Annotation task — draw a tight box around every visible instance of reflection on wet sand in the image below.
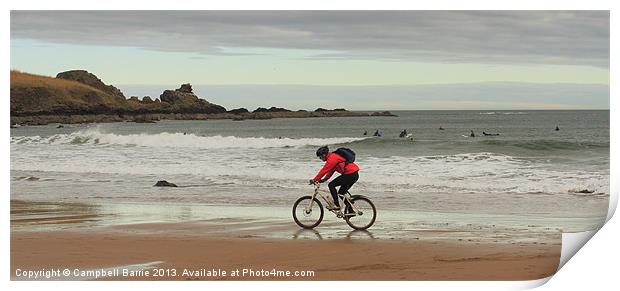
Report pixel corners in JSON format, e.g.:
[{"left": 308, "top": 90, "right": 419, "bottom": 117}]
[
  {"left": 291, "top": 229, "right": 377, "bottom": 240},
  {"left": 11, "top": 200, "right": 103, "bottom": 228},
  {"left": 292, "top": 228, "right": 323, "bottom": 240},
  {"left": 10, "top": 200, "right": 561, "bottom": 245},
  {"left": 346, "top": 230, "right": 376, "bottom": 240}
]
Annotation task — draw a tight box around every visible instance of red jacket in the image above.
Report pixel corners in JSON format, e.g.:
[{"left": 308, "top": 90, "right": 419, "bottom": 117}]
[{"left": 313, "top": 152, "right": 359, "bottom": 182}]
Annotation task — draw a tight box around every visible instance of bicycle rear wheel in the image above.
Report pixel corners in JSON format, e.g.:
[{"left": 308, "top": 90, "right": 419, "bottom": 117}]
[
  {"left": 345, "top": 196, "right": 376, "bottom": 230},
  {"left": 292, "top": 196, "right": 324, "bottom": 229}
]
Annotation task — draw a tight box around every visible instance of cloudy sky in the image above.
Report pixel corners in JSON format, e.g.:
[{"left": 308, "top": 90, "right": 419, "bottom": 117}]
[{"left": 10, "top": 11, "right": 609, "bottom": 110}]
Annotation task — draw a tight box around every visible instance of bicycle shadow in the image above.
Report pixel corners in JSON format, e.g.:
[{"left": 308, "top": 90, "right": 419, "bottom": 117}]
[
  {"left": 345, "top": 229, "right": 376, "bottom": 240},
  {"left": 292, "top": 228, "right": 324, "bottom": 240},
  {"left": 291, "top": 228, "right": 376, "bottom": 240}
]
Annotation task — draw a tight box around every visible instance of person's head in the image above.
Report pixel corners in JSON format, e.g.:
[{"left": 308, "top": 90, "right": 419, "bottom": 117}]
[{"left": 316, "top": 146, "right": 329, "bottom": 161}]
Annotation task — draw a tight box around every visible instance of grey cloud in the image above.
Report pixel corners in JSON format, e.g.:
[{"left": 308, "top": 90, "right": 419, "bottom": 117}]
[{"left": 11, "top": 11, "right": 609, "bottom": 67}]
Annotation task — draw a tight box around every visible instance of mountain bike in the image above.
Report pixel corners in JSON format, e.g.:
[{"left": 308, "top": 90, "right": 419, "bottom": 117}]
[{"left": 292, "top": 182, "right": 376, "bottom": 230}]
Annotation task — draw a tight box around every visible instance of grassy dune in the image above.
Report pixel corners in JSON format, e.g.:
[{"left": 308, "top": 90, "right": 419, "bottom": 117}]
[
  {"left": 11, "top": 70, "right": 107, "bottom": 93},
  {"left": 10, "top": 70, "right": 126, "bottom": 116}
]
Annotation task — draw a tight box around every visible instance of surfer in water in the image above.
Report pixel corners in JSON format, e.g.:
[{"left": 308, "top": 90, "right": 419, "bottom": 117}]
[
  {"left": 470, "top": 130, "right": 475, "bottom": 137},
  {"left": 555, "top": 125, "right": 560, "bottom": 131},
  {"left": 483, "top": 131, "right": 500, "bottom": 136},
  {"left": 439, "top": 126, "right": 444, "bottom": 130}
]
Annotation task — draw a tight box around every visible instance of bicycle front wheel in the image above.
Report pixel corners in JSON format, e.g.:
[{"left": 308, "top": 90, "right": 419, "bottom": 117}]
[
  {"left": 292, "top": 196, "right": 324, "bottom": 229},
  {"left": 345, "top": 196, "right": 377, "bottom": 230}
]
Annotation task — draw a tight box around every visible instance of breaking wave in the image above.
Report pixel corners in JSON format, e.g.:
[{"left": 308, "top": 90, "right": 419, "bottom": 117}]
[{"left": 10, "top": 129, "right": 369, "bottom": 149}]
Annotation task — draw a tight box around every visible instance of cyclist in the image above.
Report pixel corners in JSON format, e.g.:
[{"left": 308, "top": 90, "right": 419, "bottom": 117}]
[{"left": 309, "top": 146, "right": 359, "bottom": 214}]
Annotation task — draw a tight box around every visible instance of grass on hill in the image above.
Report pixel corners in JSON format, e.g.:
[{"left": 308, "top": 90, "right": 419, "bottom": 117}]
[{"left": 10, "top": 70, "right": 108, "bottom": 95}]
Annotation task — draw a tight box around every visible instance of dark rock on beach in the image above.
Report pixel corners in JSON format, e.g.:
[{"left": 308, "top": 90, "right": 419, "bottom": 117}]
[
  {"left": 572, "top": 189, "right": 595, "bottom": 194},
  {"left": 154, "top": 180, "right": 178, "bottom": 187}
]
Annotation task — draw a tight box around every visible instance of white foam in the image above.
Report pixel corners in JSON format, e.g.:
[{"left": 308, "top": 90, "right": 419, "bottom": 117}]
[
  {"left": 10, "top": 129, "right": 369, "bottom": 149},
  {"left": 10, "top": 142, "right": 610, "bottom": 196}
]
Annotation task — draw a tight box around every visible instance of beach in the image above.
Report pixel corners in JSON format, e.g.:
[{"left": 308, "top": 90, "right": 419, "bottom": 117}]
[{"left": 11, "top": 201, "right": 560, "bottom": 281}]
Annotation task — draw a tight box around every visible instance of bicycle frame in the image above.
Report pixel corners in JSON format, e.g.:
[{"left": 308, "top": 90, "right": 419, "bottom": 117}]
[{"left": 307, "top": 183, "right": 359, "bottom": 217}]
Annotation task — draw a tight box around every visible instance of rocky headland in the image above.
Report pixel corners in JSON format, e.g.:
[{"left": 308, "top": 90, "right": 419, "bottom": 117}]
[{"left": 10, "top": 70, "right": 394, "bottom": 125}]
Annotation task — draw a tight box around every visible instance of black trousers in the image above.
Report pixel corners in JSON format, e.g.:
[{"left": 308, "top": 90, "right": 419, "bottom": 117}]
[{"left": 328, "top": 171, "right": 359, "bottom": 207}]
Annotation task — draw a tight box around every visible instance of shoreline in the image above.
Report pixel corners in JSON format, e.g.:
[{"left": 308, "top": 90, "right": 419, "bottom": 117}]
[
  {"left": 9, "top": 199, "right": 571, "bottom": 241},
  {"left": 10, "top": 110, "right": 395, "bottom": 126}
]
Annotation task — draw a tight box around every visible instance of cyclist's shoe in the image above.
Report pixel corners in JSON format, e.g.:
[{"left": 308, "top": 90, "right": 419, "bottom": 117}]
[
  {"left": 326, "top": 205, "right": 344, "bottom": 217},
  {"left": 326, "top": 204, "right": 341, "bottom": 211}
]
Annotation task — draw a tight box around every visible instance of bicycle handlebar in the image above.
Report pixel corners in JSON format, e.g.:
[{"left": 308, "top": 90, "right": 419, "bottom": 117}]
[{"left": 309, "top": 181, "right": 321, "bottom": 188}]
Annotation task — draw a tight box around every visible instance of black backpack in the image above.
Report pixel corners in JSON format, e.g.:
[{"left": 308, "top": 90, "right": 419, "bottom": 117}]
[{"left": 334, "top": 147, "right": 356, "bottom": 164}]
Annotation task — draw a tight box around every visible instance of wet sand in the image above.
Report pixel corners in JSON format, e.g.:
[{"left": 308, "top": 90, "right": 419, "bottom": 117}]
[{"left": 10, "top": 200, "right": 561, "bottom": 280}]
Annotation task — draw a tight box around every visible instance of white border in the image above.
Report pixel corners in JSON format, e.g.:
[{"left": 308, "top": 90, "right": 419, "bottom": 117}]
[{"left": 3, "top": 1, "right": 617, "bottom": 291}]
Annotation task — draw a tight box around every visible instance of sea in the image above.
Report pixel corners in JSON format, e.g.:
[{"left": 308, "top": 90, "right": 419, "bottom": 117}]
[{"left": 10, "top": 110, "right": 610, "bottom": 241}]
